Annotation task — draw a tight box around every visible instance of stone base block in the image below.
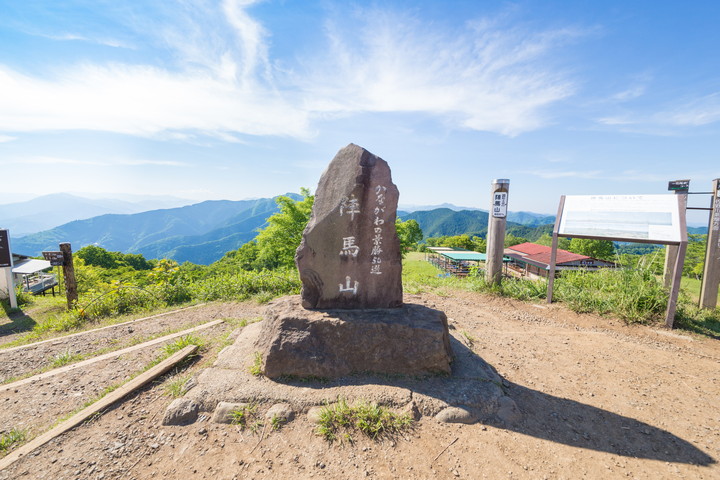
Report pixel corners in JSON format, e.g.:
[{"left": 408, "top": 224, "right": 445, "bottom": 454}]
[{"left": 254, "top": 296, "right": 453, "bottom": 378}]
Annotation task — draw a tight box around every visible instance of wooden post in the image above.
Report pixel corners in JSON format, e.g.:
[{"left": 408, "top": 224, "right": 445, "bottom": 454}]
[
  {"left": 663, "top": 244, "right": 678, "bottom": 288},
  {"left": 663, "top": 189, "right": 687, "bottom": 288},
  {"left": 485, "top": 179, "right": 509, "bottom": 285},
  {"left": 546, "top": 196, "right": 566, "bottom": 304},
  {"left": 60, "top": 242, "right": 78, "bottom": 309},
  {"left": 665, "top": 194, "right": 688, "bottom": 328},
  {"left": 700, "top": 178, "right": 720, "bottom": 309}
]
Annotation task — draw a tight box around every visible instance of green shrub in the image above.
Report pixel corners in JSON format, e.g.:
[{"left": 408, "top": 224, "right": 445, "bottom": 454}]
[
  {"left": 0, "top": 428, "right": 26, "bottom": 453},
  {"left": 554, "top": 267, "right": 667, "bottom": 323},
  {"left": 316, "top": 399, "right": 413, "bottom": 442}
]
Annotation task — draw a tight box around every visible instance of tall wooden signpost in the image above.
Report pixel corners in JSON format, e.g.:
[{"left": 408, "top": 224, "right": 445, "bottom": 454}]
[
  {"left": 547, "top": 194, "right": 687, "bottom": 328},
  {"left": 663, "top": 180, "right": 689, "bottom": 288},
  {"left": 486, "top": 179, "right": 509, "bottom": 285},
  {"left": 700, "top": 178, "right": 720, "bottom": 309},
  {"left": 59, "top": 242, "right": 78, "bottom": 309}
]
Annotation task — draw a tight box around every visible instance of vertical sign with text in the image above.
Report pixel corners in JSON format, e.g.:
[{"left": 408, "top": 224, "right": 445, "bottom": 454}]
[
  {"left": 492, "top": 192, "right": 508, "bottom": 218},
  {"left": 0, "top": 230, "right": 11, "bottom": 268}
]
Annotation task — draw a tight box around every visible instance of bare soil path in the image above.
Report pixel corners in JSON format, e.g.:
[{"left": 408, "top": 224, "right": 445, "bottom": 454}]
[{"left": 0, "top": 292, "right": 718, "bottom": 480}]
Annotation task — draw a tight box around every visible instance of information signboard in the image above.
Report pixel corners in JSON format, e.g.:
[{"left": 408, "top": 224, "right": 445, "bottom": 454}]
[
  {"left": 42, "top": 251, "right": 65, "bottom": 267},
  {"left": 558, "top": 194, "right": 683, "bottom": 244},
  {"left": 0, "top": 230, "right": 11, "bottom": 268}
]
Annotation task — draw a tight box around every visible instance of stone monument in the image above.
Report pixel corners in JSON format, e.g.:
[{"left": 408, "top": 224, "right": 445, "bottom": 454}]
[
  {"left": 256, "top": 144, "right": 453, "bottom": 378},
  {"left": 162, "top": 144, "right": 517, "bottom": 429},
  {"left": 296, "top": 143, "right": 403, "bottom": 309}
]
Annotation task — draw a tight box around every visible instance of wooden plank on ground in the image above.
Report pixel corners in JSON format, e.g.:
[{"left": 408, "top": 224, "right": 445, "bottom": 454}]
[
  {"left": 0, "top": 304, "right": 206, "bottom": 354},
  {"left": 0, "top": 344, "right": 198, "bottom": 472},
  {"left": 0, "top": 319, "right": 223, "bottom": 393}
]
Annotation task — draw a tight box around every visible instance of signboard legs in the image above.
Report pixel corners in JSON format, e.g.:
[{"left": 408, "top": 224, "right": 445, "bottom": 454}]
[
  {"left": 700, "top": 179, "right": 720, "bottom": 309},
  {"left": 2, "top": 268, "right": 16, "bottom": 309}
]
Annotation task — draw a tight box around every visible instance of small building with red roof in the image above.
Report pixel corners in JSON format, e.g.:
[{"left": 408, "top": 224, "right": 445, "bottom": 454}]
[{"left": 505, "top": 242, "right": 616, "bottom": 279}]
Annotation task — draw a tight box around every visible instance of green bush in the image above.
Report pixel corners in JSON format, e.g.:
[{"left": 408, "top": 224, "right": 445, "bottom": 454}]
[
  {"left": 191, "top": 270, "right": 300, "bottom": 302},
  {"left": 553, "top": 267, "right": 667, "bottom": 323}
]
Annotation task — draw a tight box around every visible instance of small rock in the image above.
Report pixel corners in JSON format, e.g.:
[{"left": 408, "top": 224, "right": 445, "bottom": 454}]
[
  {"left": 435, "top": 406, "right": 478, "bottom": 424},
  {"left": 265, "top": 403, "right": 294, "bottom": 424},
  {"left": 161, "top": 398, "right": 199, "bottom": 426},
  {"left": 496, "top": 396, "right": 522, "bottom": 424},
  {"left": 181, "top": 377, "right": 198, "bottom": 394},
  {"left": 401, "top": 401, "right": 421, "bottom": 421},
  {"left": 306, "top": 406, "right": 324, "bottom": 424},
  {"left": 211, "top": 402, "right": 248, "bottom": 424}
]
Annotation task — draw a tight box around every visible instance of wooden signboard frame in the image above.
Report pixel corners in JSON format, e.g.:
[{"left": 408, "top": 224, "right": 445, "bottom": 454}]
[{"left": 546, "top": 194, "right": 688, "bottom": 328}]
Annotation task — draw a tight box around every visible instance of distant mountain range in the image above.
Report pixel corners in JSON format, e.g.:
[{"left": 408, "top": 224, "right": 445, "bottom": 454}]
[
  {"left": 7, "top": 194, "right": 709, "bottom": 265},
  {"left": 10, "top": 195, "right": 298, "bottom": 265},
  {"left": 398, "top": 208, "right": 554, "bottom": 242},
  {"left": 0, "top": 193, "right": 194, "bottom": 236}
]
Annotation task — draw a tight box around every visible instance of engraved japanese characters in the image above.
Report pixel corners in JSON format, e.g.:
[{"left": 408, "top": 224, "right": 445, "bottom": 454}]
[{"left": 295, "top": 144, "right": 403, "bottom": 309}]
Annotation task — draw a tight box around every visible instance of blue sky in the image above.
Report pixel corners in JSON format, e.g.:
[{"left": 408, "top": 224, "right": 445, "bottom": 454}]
[{"left": 0, "top": 0, "right": 718, "bottom": 222}]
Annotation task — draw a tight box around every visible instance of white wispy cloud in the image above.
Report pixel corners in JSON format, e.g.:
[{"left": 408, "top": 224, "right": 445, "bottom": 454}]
[
  {"left": 5, "top": 155, "right": 186, "bottom": 167},
  {"left": 598, "top": 92, "right": 720, "bottom": 133},
  {"left": 522, "top": 169, "right": 603, "bottom": 180},
  {"left": 0, "top": 135, "right": 16, "bottom": 143},
  {"left": 297, "top": 8, "right": 579, "bottom": 136},
  {"left": 37, "top": 32, "right": 133, "bottom": 49},
  {"left": 0, "top": 2, "right": 580, "bottom": 140}
]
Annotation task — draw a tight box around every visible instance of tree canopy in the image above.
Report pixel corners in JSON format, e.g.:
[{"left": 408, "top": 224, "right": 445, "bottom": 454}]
[
  {"left": 395, "top": 219, "right": 423, "bottom": 255},
  {"left": 567, "top": 238, "right": 615, "bottom": 260},
  {"left": 254, "top": 189, "right": 314, "bottom": 269}
]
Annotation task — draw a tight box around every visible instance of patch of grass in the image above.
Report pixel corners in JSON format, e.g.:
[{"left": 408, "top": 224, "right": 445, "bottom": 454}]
[
  {"left": 316, "top": 398, "right": 413, "bottom": 442},
  {"left": 162, "top": 334, "right": 204, "bottom": 356},
  {"left": 230, "top": 403, "right": 259, "bottom": 429},
  {"left": 554, "top": 268, "right": 667, "bottom": 323},
  {"left": 164, "top": 374, "right": 192, "bottom": 398},
  {"left": 249, "top": 351, "right": 263, "bottom": 376},
  {"left": 460, "top": 330, "right": 476, "bottom": 349},
  {"left": 674, "top": 301, "right": 720, "bottom": 338},
  {"left": 51, "top": 350, "right": 84, "bottom": 368},
  {"left": 270, "top": 414, "right": 285, "bottom": 430},
  {"left": 0, "top": 428, "right": 26, "bottom": 454}
]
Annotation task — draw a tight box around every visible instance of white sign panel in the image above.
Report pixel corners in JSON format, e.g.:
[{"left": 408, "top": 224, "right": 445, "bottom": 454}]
[
  {"left": 492, "top": 192, "right": 508, "bottom": 218},
  {"left": 558, "top": 194, "right": 682, "bottom": 243}
]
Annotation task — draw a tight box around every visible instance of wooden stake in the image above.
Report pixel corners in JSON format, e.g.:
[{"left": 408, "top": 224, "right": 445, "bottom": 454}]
[
  {"left": 0, "top": 344, "right": 198, "bottom": 472},
  {"left": 59, "top": 242, "right": 78, "bottom": 309}
]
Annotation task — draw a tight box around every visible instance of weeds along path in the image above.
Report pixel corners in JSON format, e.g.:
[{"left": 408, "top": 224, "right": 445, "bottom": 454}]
[{"left": 0, "top": 303, "right": 264, "bottom": 383}]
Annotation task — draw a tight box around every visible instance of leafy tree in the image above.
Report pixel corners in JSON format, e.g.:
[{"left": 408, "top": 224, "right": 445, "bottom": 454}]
[
  {"left": 76, "top": 245, "right": 116, "bottom": 269},
  {"left": 76, "top": 245, "right": 152, "bottom": 271},
  {"left": 395, "top": 219, "right": 423, "bottom": 255},
  {"left": 568, "top": 238, "right": 615, "bottom": 260},
  {"left": 471, "top": 236, "right": 486, "bottom": 253},
  {"left": 504, "top": 233, "right": 528, "bottom": 248},
  {"left": 424, "top": 234, "right": 485, "bottom": 252},
  {"left": 255, "top": 189, "right": 314, "bottom": 269},
  {"left": 683, "top": 234, "right": 707, "bottom": 278},
  {"left": 535, "top": 233, "right": 570, "bottom": 250}
]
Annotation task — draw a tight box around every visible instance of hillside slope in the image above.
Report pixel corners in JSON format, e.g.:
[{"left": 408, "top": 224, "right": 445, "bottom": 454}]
[{"left": 11, "top": 196, "right": 296, "bottom": 264}]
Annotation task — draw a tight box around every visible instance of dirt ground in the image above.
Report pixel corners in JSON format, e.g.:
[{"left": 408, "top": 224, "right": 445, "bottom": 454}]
[{"left": 0, "top": 291, "right": 718, "bottom": 480}]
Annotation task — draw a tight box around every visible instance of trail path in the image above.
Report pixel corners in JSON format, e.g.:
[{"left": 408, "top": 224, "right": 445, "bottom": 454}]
[{"left": 0, "top": 293, "right": 717, "bottom": 480}]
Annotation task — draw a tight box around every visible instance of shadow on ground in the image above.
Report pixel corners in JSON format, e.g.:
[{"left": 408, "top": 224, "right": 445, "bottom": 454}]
[
  {"left": 275, "top": 334, "right": 716, "bottom": 467},
  {"left": 0, "top": 302, "right": 36, "bottom": 337},
  {"left": 484, "top": 378, "right": 716, "bottom": 466}
]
